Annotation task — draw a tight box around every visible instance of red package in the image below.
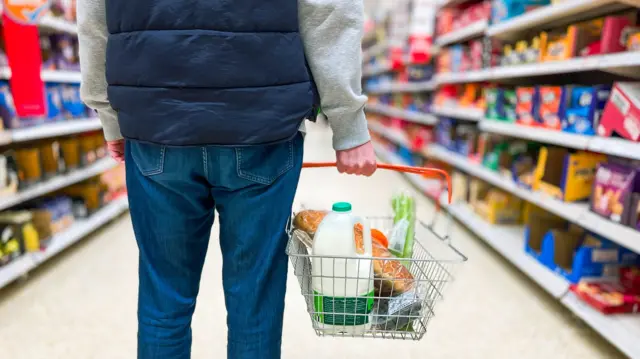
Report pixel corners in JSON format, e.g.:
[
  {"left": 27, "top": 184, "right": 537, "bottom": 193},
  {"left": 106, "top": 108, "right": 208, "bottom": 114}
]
[
  {"left": 621, "top": 267, "right": 640, "bottom": 295},
  {"left": 571, "top": 281, "right": 640, "bottom": 315}
]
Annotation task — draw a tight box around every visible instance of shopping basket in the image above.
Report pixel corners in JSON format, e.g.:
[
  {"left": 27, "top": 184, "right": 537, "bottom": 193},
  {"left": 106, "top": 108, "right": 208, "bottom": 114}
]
[{"left": 286, "top": 162, "right": 467, "bottom": 340}]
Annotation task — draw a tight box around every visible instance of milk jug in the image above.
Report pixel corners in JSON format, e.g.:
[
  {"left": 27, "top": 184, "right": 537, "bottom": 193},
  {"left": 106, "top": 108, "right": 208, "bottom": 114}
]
[{"left": 311, "top": 202, "right": 374, "bottom": 335}]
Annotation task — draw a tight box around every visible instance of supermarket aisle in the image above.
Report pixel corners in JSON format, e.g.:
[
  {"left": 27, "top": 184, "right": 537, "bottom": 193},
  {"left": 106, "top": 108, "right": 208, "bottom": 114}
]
[{"left": 0, "top": 123, "right": 623, "bottom": 359}]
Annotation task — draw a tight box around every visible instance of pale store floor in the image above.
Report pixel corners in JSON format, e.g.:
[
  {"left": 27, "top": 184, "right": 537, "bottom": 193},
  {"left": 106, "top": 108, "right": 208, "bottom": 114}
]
[{"left": 0, "top": 123, "right": 623, "bottom": 359}]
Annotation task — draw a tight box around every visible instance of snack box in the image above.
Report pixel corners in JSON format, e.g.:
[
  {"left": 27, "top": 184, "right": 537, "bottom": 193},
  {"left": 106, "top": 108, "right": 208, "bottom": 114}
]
[
  {"left": 0, "top": 211, "right": 39, "bottom": 265},
  {"left": 533, "top": 147, "right": 606, "bottom": 202},
  {"left": 60, "top": 84, "right": 86, "bottom": 118},
  {"left": 485, "top": 88, "right": 516, "bottom": 122},
  {"left": 45, "top": 83, "right": 63, "bottom": 122},
  {"left": 538, "top": 86, "right": 568, "bottom": 130},
  {"left": 621, "top": 267, "right": 640, "bottom": 295},
  {"left": 571, "top": 280, "right": 640, "bottom": 314},
  {"left": 580, "top": 14, "right": 634, "bottom": 56},
  {"left": 598, "top": 82, "right": 640, "bottom": 142},
  {"left": 562, "top": 85, "right": 611, "bottom": 135},
  {"left": 516, "top": 87, "right": 540, "bottom": 126},
  {"left": 31, "top": 196, "right": 75, "bottom": 237},
  {"left": 590, "top": 162, "right": 640, "bottom": 225}
]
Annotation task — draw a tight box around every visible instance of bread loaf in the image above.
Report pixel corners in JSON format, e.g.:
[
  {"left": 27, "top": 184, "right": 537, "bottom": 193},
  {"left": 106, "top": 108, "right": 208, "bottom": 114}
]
[{"left": 293, "top": 210, "right": 327, "bottom": 237}]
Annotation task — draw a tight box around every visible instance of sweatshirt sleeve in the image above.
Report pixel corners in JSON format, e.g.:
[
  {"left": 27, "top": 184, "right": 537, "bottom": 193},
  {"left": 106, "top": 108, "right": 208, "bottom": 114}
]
[
  {"left": 77, "top": 0, "right": 123, "bottom": 141},
  {"left": 298, "top": 0, "right": 371, "bottom": 151}
]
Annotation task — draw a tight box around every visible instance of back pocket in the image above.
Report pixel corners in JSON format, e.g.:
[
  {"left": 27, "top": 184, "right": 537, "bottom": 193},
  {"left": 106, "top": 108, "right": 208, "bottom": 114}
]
[
  {"left": 129, "top": 141, "right": 166, "bottom": 176},
  {"left": 236, "top": 139, "right": 294, "bottom": 185}
]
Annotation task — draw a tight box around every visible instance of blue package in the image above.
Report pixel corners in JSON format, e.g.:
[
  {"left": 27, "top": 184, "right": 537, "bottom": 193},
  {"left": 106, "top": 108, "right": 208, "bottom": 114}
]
[
  {"left": 61, "top": 84, "right": 86, "bottom": 118},
  {"left": 491, "top": 0, "right": 551, "bottom": 24},
  {"left": 0, "top": 81, "right": 18, "bottom": 129},
  {"left": 45, "top": 83, "right": 63, "bottom": 122},
  {"left": 562, "top": 85, "right": 611, "bottom": 135}
]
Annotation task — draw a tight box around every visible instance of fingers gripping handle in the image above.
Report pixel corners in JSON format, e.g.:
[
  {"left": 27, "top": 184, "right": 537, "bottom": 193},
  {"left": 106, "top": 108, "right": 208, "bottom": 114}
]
[{"left": 302, "top": 162, "right": 452, "bottom": 205}]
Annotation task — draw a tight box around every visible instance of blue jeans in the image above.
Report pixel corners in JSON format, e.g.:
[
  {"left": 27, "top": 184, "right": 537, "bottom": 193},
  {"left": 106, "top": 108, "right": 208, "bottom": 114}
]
[{"left": 125, "top": 134, "right": 304, "bottom": 359}]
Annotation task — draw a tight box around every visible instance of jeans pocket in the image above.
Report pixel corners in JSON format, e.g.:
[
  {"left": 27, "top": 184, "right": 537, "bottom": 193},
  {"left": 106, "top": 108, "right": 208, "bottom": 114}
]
[
  {"left": 128, "top": 141, "right": 166, "bottom": 176},
  {"left": 236, "top": 138, "right": 294, "bottom": 185}
]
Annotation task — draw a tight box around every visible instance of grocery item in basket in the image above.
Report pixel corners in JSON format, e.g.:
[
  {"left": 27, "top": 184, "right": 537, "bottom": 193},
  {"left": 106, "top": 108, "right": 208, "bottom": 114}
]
[
  {"left": 355, "top": 225, "right": 414, "bottom": 297},
  {"left": 390, "top": 192, "right": 416, "bottom": 259},
  {"left": 371, "top": 287, "right": 422, "bottom": 332},
  {"left": 311, "top": 202, "right": 374, "bottom": 334},
  {"left": 293, "top": 210, "right": 327, "bottom": 238}
]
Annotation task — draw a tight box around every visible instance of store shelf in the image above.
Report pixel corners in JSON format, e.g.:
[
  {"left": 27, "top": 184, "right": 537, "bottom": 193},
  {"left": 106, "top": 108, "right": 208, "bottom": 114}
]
[
  {"left": 436, "top": 20, "right": 489, "bottom": 46},
  {"left": 479, "top": 121, "right": 640, "bottom": 161},
  {"left": 363, "top": 41, "right": 388, "bottom": 64},
  {"left": 367, "top": 80, "right": 436, "bottom": 94},
  {"left": 363, "top": 62, "right": 392, "bottom": 77},
  {"left": 0, "top": 158, "right": 118, "bottom": 212},
  {"left": 479, "top": 121, "right": 592, "bottom": 149},
  {"left": 0, "top": 119, "right": 102, "bottom": 146},
  {"left": 432, "top": 106, "right": 484, "bottom": 121},
  {"left": 434, "top": 69, "right": 492, "bottom": 84},
  {"left": 366, "top": 104, "right": 438, "bottom": 125},
  {"left": 486, "top": 0, "right": 628, "bottom": 40},
  {"left": 369, "top": 121, "right": 411, "bottom": 147},
  {"left": 38, "top": 16, "right": 78, "bottom": 34},
  {"left": 32, "top": 196, "right": 129, "bottom": 263},
  {"left": 0, "top": 68, "right": 81, "bottom": 83},
  {"left": 562, "top": 292, "right": 640, "bottom": 359},
  {"left": 0, "top": 196, "right": 129, "bottom": 290},
  {"left": 425, "top": 144, "right": 640, "bottom": 254},
  {"left": 447, "top": 203, "right": 570, "bottom": 298}
]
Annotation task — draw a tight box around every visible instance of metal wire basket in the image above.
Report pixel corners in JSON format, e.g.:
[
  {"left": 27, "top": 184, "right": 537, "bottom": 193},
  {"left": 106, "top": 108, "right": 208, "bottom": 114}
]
[{"left": 286, "top": 163, "right": 467, "bottom": 340}]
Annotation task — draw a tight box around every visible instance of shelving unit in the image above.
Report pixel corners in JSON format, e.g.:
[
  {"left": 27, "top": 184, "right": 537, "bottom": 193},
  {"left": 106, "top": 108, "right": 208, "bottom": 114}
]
[
  {"left": 0, "top": 67, "right": 82, "bottom": 84},
  {"left": 435, "top": 19, "right": 488, "bottom": 46},
  {"left": 432, "top": 106, "right": 484, "bottom": 121},
  {"left": 367, "top": 80, "right": 436, "bottom": 94},
  {"left": 367, "top": 103, "right": 438, "bottom": 125},
  {"left": 0, "top": 118, "right": 102, "bottom": 145},
  {"left": 0, "top": 158, "right": 118, "bottom": 212},
  {"left": 0, "top": 196, "right": 129, "bottom": 290}
]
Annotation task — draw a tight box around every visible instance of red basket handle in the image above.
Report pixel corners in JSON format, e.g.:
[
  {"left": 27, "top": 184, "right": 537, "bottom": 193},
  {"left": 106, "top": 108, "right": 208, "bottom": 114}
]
[{"left": 302, "top": 162, "right": 452, "bottom": 206}]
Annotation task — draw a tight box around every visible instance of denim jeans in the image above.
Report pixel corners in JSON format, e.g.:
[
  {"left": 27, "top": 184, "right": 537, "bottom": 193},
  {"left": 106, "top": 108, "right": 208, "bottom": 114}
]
[{"left": 125, "top": 133, "right": 304, "bottom": 359}]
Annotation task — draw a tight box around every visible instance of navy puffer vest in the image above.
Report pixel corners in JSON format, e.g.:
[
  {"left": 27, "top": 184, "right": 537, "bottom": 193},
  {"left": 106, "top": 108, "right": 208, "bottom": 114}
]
[{"left": 105, "top": 0, "right": 318, "bottom": 146}]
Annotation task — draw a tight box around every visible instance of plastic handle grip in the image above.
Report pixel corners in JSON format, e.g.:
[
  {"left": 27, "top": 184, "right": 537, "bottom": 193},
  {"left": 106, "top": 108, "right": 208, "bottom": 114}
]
[{"left": 302, "top": 162, "right": 452, "bottom": 205}]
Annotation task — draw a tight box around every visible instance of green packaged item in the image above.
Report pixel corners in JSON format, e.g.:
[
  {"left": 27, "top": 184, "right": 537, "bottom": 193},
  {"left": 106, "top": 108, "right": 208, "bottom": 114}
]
[{"left": 389, "top": 192, "right": 416, "bottom": 259}]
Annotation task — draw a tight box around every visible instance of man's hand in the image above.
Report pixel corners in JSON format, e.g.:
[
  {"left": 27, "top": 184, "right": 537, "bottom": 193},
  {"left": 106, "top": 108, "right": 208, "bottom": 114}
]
[
  {"left": 107, "top": 140, "right": 125, "bottom": 163},
  {"left": 336, "top": 141, "right": 377, "bottom": 176}
]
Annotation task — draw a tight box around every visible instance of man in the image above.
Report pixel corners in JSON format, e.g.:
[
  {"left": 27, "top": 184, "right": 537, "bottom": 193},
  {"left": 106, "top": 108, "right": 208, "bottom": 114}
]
[{"left": 77, "top": 0, "right": 376, "bottom": 358}]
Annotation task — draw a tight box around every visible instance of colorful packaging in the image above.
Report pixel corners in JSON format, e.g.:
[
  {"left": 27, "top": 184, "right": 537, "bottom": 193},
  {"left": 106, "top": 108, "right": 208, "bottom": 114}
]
[
  {"left": 538, "top": 86, "right": 568, "bottom": 130},
  {"left": 0, "top": 81, "right": 18, "bottom": 129},
  {"left": 598, "top": 82, "right": 640, "bottom": 142},
  {"left": 572, "top": 280, "right": 640, "bottom": 314},
  {"left": 516, "top": 87, "right": 539, "bottom": 126},
  {"left": 591, "top": 162, "right": 640, "bottom": 225},
  {"left": 563, "top": 86, "right": 611, "bottom": 135},
  {"left": 491, "top": 0, "right": 551, "bottom": 24},
  {"left": 45, "top": 84, "right": 63, "bottom": 122},
  {"left": 390, "top": 192, "right": 416, "bottom": 259},
  {"left": 60, "top": 84, "right": 86, "bottom": 118},
  {"left": 485, "top": 88, "right": 516, "bottom": 122}
]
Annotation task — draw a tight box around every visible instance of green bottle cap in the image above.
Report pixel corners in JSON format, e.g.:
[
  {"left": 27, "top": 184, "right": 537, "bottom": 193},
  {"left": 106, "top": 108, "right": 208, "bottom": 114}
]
[{"left": 332, "top": 202, "right": 352, "bottom": 212}]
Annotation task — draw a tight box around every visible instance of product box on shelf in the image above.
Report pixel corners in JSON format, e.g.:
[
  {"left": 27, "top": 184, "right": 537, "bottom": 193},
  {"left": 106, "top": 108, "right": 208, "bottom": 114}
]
[
  {"left": 0, "top": 211, "right": 39, "bottom": 266},
  {"left": 538, "top": 86, "right": 568, "bottom": 130},
  {"left": 0, "top": 81, "right": 18, "bottom": 129},
  {"left": 470, "top": 179, "right": 523, "bottom": 224},
  {"left": 491, "top": 0, "right": 550, "bottom": 25},
  {"left": 598, "top": 82, "right": 640, "bottom": 142},
  {"left": 451, "top": 171, "right": 470, "bottom": 203},
  {"left": 61, "top": 180, "right": 106, "bottom": 217},
  {"left": 29, "top": 196, "right": 75, "bottom": 239},
  {"left": 579, "top": 14, "right": 635, "bottom": 56},
  {"left": 591, "top": 162, "right": 640, "bottom": 229},
  {"left": 541, "top": 231, "right": 640, "bottom": 283},
  {"left": 0, "top": 152, "right": 19, "bottom": 197},
  {"left": 571, "top": 278, "right": 640, "bottom": 314},
  {"left": 45, "top": 84, "right": 64, "bottom": 123},
  {"left": 485, "top": 87, "right": 517, "bottom": 122},
  {"left": 15, "top": 147, "right": 43, "bottom": 187},
  {"left": 516, "top": 87, "right": 540, "bottom": 126},
  {"left": 533, "top": 147, "right": 606, "bottom": 202},
  {"left": 511, "top": 144, "right": 540, "bottom": 189},
  {"left": 563, "top": 86, "right": 611, "bottom": 135},
  {"left": 524, "top": 204, "right": 568, "bottom": 259},
  {"left": 61, "top": 85, "right": 85, "bottom": 118}
]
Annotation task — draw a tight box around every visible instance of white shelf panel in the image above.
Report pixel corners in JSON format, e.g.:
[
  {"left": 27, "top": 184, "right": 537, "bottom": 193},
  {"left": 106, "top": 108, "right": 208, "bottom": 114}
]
[
  {"left": 0, "top": 68, "right": 81, "bottom": 84},
  {"left": 32, "top": 196, "right": 129, "bottom": 263},
  {"left": 433, "top": 106, "right": 484, "bottom": 121},
  {"left": 0, "top": 197, "right": 129, "bottom": 290},
  {"left": 0, "top": 158, "right": 118, "bottom": 212},
  {"left": 479, "top": 120, "right": 640, "bottom": 161},
  {"left": 435, "top": 52, "right": 640, "bottom": 85},
  {"left": 436, "top": 20, "right": 488, "bottom": 46},
  {"left": 0, "top": 255, "right": 36, "bottom": 290},
  {"left": 448, "top": 203, "right": 570, "bottom": 298},
  {"left": 367, "top": 80, "right": 436, "bottom": 94},
  {"left": 434, "top": 69, "right": 491, "bottom": 84},
  {"left": 425, "top": 144, "right": 640, "bottom": 253},
  {"left": 562, "top": 293, "right": 640, "bottom": 359},
  {"left": 38, "top": 16, "right": 78, "bottom": 34},
  {"left": 0, "top": 119, "right": 102, "bottom": 145},
  {"left": 479, "top": 121, "right": 592, "bottom": 149},
  {"left": 486, "top": 0, "right": 619, "bottom": 39},
  {"left": 366, "top": 104, "right": 437, "bottom": 125}
]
